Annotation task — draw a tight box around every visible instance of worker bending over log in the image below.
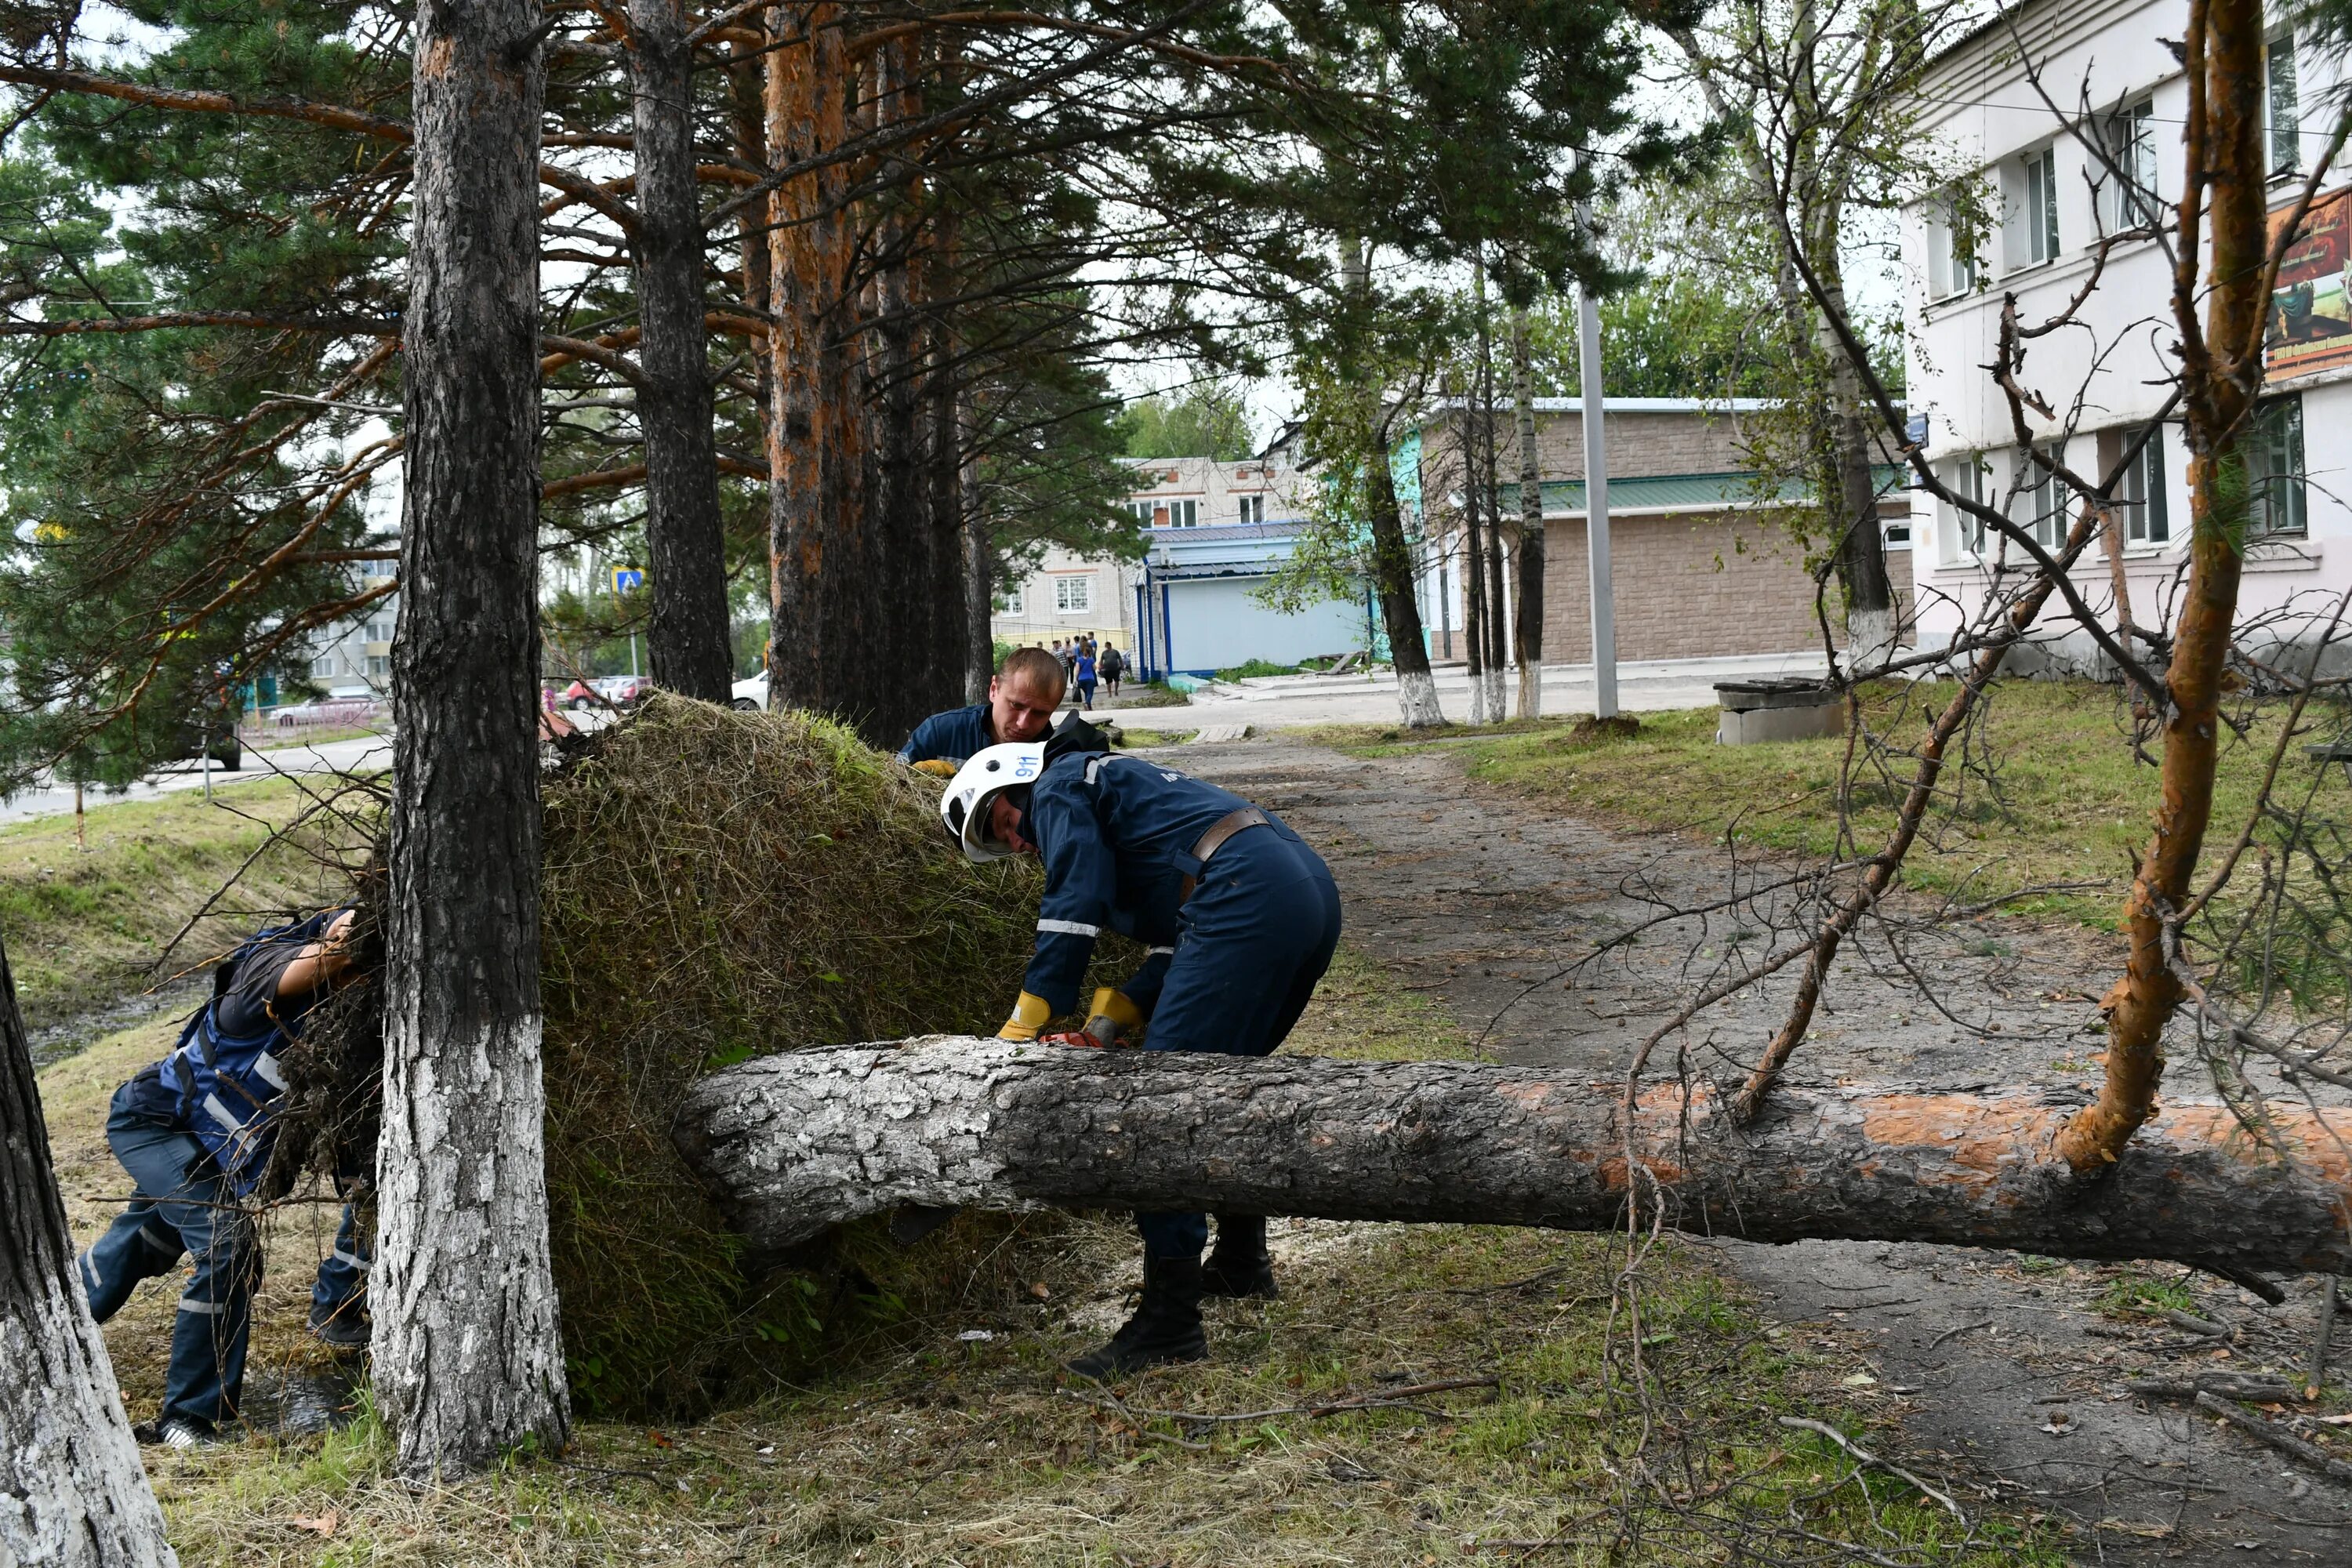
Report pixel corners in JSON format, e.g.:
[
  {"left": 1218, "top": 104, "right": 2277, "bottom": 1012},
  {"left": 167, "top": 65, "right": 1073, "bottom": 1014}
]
[
  {"left": 938, "top": 730, "right": 1343, "bottom": 1377},
  {"left": 76, "top": 909, "right": 370, "bottom": 1449},
  {"left": 897, "top": 645, "right": 1066, "bottom": 775}
]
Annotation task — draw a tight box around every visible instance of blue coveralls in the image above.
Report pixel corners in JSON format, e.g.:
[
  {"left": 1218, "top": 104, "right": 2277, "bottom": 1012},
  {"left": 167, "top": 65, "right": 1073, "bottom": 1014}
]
[
  {"left": 897, "top": 702, "right": 996, "bottom": 766},
  {"left": 1022, "top": 752, "right": 1343, "bottom": 1260},
  {"left": 77, "top": 925, "right": 368, "bottom": 1432}
]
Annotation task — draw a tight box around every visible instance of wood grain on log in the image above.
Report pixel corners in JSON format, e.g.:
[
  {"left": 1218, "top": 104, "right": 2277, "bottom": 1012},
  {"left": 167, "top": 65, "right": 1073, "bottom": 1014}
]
[{"left": 673, "top": 1040, "right": 2352, "bottom": 1276}]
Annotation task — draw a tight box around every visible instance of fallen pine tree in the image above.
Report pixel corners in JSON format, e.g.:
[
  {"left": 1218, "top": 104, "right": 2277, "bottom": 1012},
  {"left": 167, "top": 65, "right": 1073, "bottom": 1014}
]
[{"left": 673, "top": 1039, "right": 2352, "bottom": 1283}]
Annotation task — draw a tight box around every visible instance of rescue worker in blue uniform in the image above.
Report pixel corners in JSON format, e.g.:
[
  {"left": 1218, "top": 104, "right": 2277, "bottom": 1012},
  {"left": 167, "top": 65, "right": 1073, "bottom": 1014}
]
[
  {"left": 76, "top": 909, "right": 368, "bottom": 1448},
  {"left": 939, "top": 731, "right": 1343, "bottom": 1378},
  {"left": 896, "top": 645, "right": 1066, "bottom": 775}
]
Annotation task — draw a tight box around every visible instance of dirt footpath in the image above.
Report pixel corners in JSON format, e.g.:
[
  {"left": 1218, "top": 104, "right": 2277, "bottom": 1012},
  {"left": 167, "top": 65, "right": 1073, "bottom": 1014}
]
[{"left": 1179, "top": 734, "right": 2352, "bottom": 1566}]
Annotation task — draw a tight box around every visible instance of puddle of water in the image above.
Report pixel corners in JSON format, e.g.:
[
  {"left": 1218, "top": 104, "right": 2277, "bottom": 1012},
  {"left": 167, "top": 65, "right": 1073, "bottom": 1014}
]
[
  {"left": 241, "top": 1359, "right": 366, "bottom": 1439},
  {"left": 29, "top": 978, "right": 203, "bottom": 1069}
]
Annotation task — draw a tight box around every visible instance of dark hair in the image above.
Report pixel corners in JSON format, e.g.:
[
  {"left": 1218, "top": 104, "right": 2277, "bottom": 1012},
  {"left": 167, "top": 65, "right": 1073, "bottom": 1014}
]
[{"left": 999, "top": 644, "right": 1067, "bottom": 694}]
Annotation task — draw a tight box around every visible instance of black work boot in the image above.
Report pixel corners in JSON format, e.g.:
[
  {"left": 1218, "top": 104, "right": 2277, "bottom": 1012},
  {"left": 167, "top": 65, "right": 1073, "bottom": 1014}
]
[
  {"left": 1067, "top": 1254, "right": 1207, "bottom": 1380},
  {"left": 1201, "top": 1215, "right": 1279, "bottom": 1300}
]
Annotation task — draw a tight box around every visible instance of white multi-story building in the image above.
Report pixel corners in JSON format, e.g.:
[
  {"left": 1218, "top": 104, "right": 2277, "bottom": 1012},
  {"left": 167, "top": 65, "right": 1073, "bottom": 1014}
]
[
  {"left": 304, "top": 583, "right": 397, "bottom": 696},
  {"left": 1904, "top": 0, "right": 2347, "bottom": 666}
]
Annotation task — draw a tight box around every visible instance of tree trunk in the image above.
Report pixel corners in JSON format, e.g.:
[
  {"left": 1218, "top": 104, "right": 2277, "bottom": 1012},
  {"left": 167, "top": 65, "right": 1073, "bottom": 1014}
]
[
  {"left": 1510, "top": 303, "right": 1544, "bottom": 720},
  {"left": 0, "top": 929, "right": 176, "bottom": 1566},
  {"left": 960, "top": 395, "right": 993, "bottom": 704},
  {"left": 628, "top": 0, "right": 734, "bottom": 702},
  {"left": 382, "top": 0, "right": 571, "bottom": 1479},
  {"left": 1815, "top": 271, "right": 1896, "bottom": 669},
  {"left": 2057, "top": 0, "right": 2265, "bottom": 1171},
  {"left": 1475, "top": 284, "right": 1510, "bottom": 724},
  {"left": 1457, "top": 417, "right": 1490, "bottom": 724},
  {"left": 674, "top": 1040, "right": 2352, "bottom": 1279},
  {"left": 1340, "top": 238, "right": 1442, "bottom": 728}
]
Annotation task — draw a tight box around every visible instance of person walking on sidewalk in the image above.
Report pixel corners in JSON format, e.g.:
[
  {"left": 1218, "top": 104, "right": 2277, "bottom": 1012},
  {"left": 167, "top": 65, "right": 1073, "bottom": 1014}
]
[
  {"left": 1073, "top": 646, "right": 1098, "bottom": 711},
  {"left": 1099, "top": 644, "right": 1124, "bottom": 699}
]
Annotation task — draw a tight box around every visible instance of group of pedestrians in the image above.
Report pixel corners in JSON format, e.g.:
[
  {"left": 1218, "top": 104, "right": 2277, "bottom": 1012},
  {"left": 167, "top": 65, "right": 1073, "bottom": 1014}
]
[{"left": 1047, "top": 636, "right": 1124, "bottom": 709}]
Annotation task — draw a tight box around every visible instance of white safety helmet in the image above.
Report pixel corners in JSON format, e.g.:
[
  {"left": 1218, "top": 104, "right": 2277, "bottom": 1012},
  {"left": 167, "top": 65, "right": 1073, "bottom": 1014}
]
[{"left": 938, "top": 742, "right": 1046, "bottom": 862}]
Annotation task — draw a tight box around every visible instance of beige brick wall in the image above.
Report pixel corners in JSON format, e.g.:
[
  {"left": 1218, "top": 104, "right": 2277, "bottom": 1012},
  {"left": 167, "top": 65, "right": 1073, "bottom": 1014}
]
[
  {"left": 1428, "top": 513, "right": 1914, "bottom": 662},
  {"left": 1416, "top": 408, "right": 1762, "bottom": 499}
]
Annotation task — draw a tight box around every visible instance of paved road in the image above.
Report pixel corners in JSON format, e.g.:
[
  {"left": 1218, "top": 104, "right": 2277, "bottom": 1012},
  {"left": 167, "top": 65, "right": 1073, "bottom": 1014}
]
[
  {"left": 1087, "top": 650, "right": 1833, "bottom": 733},
  {"left": 0, "top": 732, "right": 394, "bottom": 826}
]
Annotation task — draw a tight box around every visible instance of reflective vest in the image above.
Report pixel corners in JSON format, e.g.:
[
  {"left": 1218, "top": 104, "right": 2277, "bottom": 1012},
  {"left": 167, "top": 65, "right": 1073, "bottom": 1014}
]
[{"left": 158, "top": 923, "right": 312, "bottom": 1197}]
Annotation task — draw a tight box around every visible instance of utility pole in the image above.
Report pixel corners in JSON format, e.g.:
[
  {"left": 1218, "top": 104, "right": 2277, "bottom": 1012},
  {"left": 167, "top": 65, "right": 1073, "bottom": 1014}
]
[{"left": 1577, "top": 278, "right": 1617, "bottom": 719}]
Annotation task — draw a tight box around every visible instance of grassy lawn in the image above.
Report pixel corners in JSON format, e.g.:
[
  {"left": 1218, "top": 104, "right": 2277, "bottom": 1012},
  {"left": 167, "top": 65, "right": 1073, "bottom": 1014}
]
[
  {"left": 49, "top": 942, "right": 2053, "bottom": 1566},
  {"left": 1301, "top": 678, "right": 2352, "bottom": 939},
  {"left": 2, "top": 779, "right": 361, "bottom": 1032}
]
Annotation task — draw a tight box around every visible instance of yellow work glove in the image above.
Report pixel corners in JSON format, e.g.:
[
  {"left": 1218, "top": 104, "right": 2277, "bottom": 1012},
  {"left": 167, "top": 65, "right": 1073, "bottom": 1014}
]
[
  {"left": 998, "top": 991, "right": 1054, "bottom": 1042},
  {"left": 1082, "top": 987, "right": 1147, "bottom": 1048},
  {"left": 911, "top": 758, "right": 958, "bottom": 778}
]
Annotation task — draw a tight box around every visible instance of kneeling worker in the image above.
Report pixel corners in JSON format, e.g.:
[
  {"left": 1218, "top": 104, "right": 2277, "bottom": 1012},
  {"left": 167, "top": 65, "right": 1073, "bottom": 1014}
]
[
  {"left": 77, "top": 909, "right": 369, "bottom": 1448},
  {"left": 940, "top": 737, "right": 1343, "bottom": 1378},
  {"left": 897, "top": 646, "right": 1066, "bottom": 776}
]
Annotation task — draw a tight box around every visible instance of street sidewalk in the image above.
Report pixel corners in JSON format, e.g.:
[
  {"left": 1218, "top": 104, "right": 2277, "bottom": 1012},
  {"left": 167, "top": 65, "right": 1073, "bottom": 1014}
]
[{"left": 1084, "top": 650, "right": 1834, "bottom": 733}]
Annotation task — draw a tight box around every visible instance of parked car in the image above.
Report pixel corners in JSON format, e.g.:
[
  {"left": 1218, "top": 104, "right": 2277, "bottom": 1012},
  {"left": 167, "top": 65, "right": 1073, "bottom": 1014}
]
[
  {"left": 561, "top": 674, "right": 650, "bottom": 710},
  {"left": 169, "top": 713, "right": 241, "bottom": 771},
  {"left": 730, "top": 672, "right": 767, "bottom": 712}
]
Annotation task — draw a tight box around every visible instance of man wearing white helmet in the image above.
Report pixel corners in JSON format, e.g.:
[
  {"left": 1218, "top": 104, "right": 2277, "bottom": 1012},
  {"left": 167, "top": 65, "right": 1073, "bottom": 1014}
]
[{"left": 939, "top": 728, "right": 1343, "bottom": 1379}]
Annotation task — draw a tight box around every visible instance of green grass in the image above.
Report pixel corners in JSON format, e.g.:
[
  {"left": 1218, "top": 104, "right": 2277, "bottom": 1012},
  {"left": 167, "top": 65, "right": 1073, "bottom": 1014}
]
[
  {"left": 0, "top": 779, "right": 357, "bottom": 1029},
  {"left": 2096, "top": 1271, "right": 2200, "bottom": 1318},
  {"left": 1317, "top": 680, "right": 2352, "bottom": 944},
  {"left": 1114, "top": 681, "right": 1192, "bottom": 708},
  {"left": 1212, "top": 659, "right": 1301, "bottom": 681}
]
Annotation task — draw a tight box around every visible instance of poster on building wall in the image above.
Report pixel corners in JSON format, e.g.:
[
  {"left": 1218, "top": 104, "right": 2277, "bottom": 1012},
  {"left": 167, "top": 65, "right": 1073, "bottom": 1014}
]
[{"left": 2268, "top": 186, "right": 2352, "bottom": 382}]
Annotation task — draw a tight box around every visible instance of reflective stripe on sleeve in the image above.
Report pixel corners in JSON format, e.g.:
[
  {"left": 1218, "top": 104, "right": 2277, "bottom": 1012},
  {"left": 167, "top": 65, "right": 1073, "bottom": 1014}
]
[
  {"left": 251, "top": 1052, "right": 288, "bottom": 1092},
  {"left": 177, "top": 1296, "right": 228, "bottom": 1316},
  {"left": 1037, "top": 919, "right": 1102, "bottom": 938},
  {"left": 1146, "top": 946, "right": 1175, "bottom": 956},
  {"left": 202, "top": 1094, "right": 244, "bottom": 1135},
  {"left": 332, "top": 1248, "right": 371, "bottom": 1272}
]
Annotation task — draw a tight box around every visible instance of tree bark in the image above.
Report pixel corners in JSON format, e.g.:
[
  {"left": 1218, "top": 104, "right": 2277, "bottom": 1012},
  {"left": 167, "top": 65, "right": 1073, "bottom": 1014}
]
[
  {"left": 2056, "top": 0, "right": 2264, "bottom": 1171},
  {"left": 1339, "top": 238, "right": 1443, "bottom": 728},
  {"left": 1474, "top": 274, "right": 1509, "bottom": 724},
  {"left": 675, "top": 1040, "right": 2352, "bottom": 1279},
  {"left": 1510, "top": 303, "right": 1544, "bottom": 720},
  {"left": 1456, "top": 412, "right": 1490, "bottom": 724},
  {"left": 383, "top": 0, "right": 571, "bottom": 1479},
  {"left": 0, "top": 929, "right": 176, "bottom": 1565},
  {"left": 628, "top": 0, "right": 735, "bottom": 702}
]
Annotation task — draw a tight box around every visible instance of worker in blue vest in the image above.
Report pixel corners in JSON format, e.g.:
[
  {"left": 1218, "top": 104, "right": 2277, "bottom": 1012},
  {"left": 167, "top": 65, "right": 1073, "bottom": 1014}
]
[
  {"left": 76, "top": 908, "right": 369, "bottom": 1448},
  {"left": 939, "top": 732, "right": 1343, "bottom": 1378},
  {"left": 896, "top": 646, "right": 1066, "bottom": 776}
]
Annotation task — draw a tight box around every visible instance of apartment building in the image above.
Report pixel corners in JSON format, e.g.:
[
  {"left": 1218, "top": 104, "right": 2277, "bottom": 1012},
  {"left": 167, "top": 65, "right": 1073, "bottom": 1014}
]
[{"left": 1904, "top": 0, "right": 2347, "bottom": 667}]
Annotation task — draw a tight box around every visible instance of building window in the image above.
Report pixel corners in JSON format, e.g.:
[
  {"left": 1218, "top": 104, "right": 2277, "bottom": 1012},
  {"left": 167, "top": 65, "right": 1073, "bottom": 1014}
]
[
  {"left": 2106, "top": 100, "right": 2160, "bottom": 231},
  {"left": 2249, "top": 396, "right": 2307, "bottom": 539},
  {"left": 1236, "top": 493, "right": 1266, "bottom": 524},
  {"left": 1154, "top": 498, "right": 1199, "bottom": 528},
  {"left": 993, "top": 585, "right": 1025, "bottom": 616},
  {"left": 1054, "top": 574, "right": 1094, "bottom": 613},
  {"left": 1124, "top": 500, "right": 1156, "bottom": 525},
  {"left": 2119, "top": 424, "right": 2169, "bottom": 546},
  {"left": 2016, "top": 445, "right": 2067, "bottom": 548},
  {"left": 310, "top": 655, "right": 336, "bottom": 680},
  {"left": 1939, "top": 453, "right": 1990, "bottom": 562},
  {"left": 2020, "top": 147, "right": 2060, "bottom": 267},
  {"left": 1882, "top": 515, "right": 1912, "bottom": 550},
  {"left": 1927, "top": 194, "right": 1976, "bottom": 299},
  {"left": 2270, "top": 31, "right": 2301, "bottom": 176},
  {"left": 365, "top": 655, "right": 389, "bottom": 679},
  {"left": 365, "top": 617, "right": 394, "bottom": 644}
]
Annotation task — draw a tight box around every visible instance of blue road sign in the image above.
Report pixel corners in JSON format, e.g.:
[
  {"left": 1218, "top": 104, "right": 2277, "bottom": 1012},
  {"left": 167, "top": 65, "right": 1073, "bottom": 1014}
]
[{"left": 612, "top": 567, "right": 645, "bottom": 593}]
